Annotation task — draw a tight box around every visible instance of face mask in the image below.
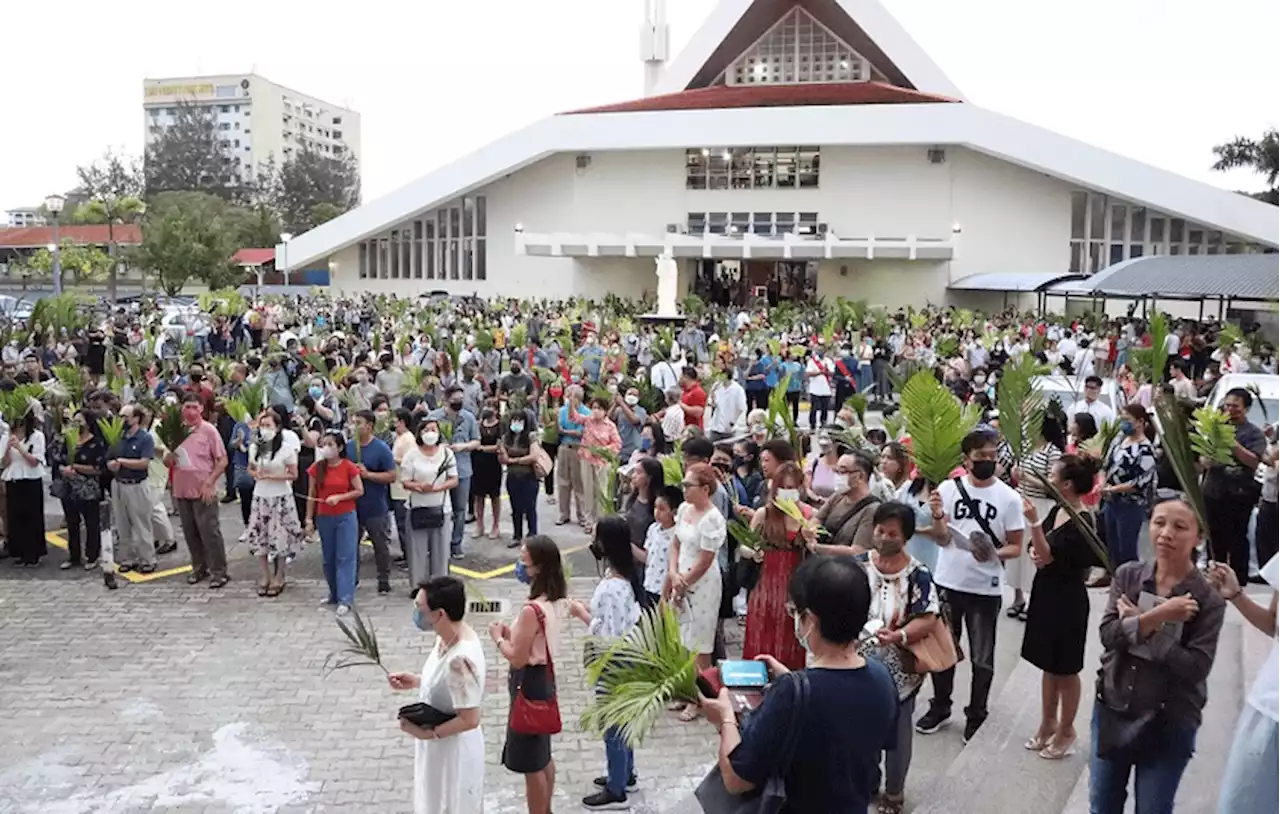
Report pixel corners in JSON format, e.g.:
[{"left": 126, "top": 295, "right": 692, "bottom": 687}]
[
  {"left": 182, "top": 408, "right": 202, "bottom": 424},
  {"left": 448, "top": 400, "right": 463, "bottom": 411},
  {"left": 515, "top": 560, "right": 533, "bottom": 585},
  {"left": 973, "top": 375, "right": 986, "bottom": 385},
  {"left": 308, "top": 386, "right": 324, "bottom": 400},
  {"left": 1119, "top": 420, "right": 1136, "bottom": 436},
  {"left": 413, "top": 606, "right": 432, "bottom": 631},
  {"left": 832, "top": 475, "right": 850, "bottom": 493},
  {"left": 874, "top": 535, "right": 905, "bottom": 557},
  {"left": 624, "top": 394, "right": 639, "bottom": 406},
  {"left": 971, "top": 459, "right": 997, "bottom": 481},
  {"left": 510, "top": 421, "right": 525, "bottom": 434},
  {"left": 776, "top": 488, "right": 801, "bottom": 503},
  {"left": 793, "top": 612, "right": 813, "bottom": 654},
  {"left": 318, "top": 446, "right": 336, "bottom": 461},
  {"left": 606, "top": 383, "right": 618, "bottom": 395},
  {"left": 640, "top": 437, "right": 652, "bottom": 452},
  {"left": 421, "top": 431, "right": 439, "bottom": 446},
  {"left": 259, "top": 428, "right": 277, "bottom": 442}
]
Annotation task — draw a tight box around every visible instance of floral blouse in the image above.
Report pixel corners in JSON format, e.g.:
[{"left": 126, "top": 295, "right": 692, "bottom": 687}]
[
  {"left": 854, "top": 552, "right": 940, "bottom": 699},
  {"left": 1104, "top": 439, "right": 1157, "bottom": 506},
  {"left": 588, "top": 575, "right": 641, "bottom": 640}
]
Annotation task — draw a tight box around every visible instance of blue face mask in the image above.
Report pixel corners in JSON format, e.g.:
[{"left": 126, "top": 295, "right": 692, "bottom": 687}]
[
  {"left": 515, "top": 560, "right": 532, "bottom": 585},
  {"left": 308, "top": 386, "right": 324, "bottom": 400},
  {"left": 1119, "top": 420, "right": 1136, "bottom": 436},
  {"left": 510, "top": 421, "right": 524, "bottom": 434},
  {"left": 413, "top": 606, "right": 431, "bottom": 631},
  {"left": 640, "top": 437, "right": 652, "bottom": 452}
]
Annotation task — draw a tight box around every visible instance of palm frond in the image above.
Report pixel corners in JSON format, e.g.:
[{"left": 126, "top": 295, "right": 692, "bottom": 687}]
[
  {"left": 1082, "top": 418, "right": 1122, "bottom": 460},
  {"left": 848, "top": 393, "right": 868, "bottom": 428},
  {"left": 223, "top": 396, "right": 251, "bottom": 426},
  {"left": 659, "top": 454, "right": 684, "bottom": 487},
  {"left": 62, "top": 425, "right": 80, "bottom": 465},
  {"left": 587, "top": 445, "right": 621, "bottom": 517},
  {"left": 238, "top": 378, "right": 268, "bottom": 413},
  {"left": 400, "top": 365, "right": 427, "bottom": 396},
  {"left": 765, "top": 375, "right": 802, "bottom": 452},
  {"left": 154, "top": 404, "right": 191, "bottom": 451},
  {"left": 580, "top": 603, "right": 698, "bottom": 749},
  {"left": 1153, "top": 397, "right": 1213, "bottom": 555},
  {"left": 98, "top": 415, "right": 126, "bottom": 450},
  {"left": 727, "top": 518, "right": 763, "bottom": 553},
  {"left": 1025, "top": 470, "right": 1113, "bottom": 574},
  {"left": 1190, "top": 405, "right": 1237, "bottom": 465},
  {"left": 323, "top": 608, "right": 389, "bottom": 676},
  {"left": 900, "top": 369, "right": 981, "bottom": 486},
  {"left": 997, "top": 353, "right": 1049, "bottom": 465},
  {"left": 883, "top": 413, "right": 905, "bottom": 441},
  {"left": 52, "top": 363, "right": 87, "bottom": 405}
]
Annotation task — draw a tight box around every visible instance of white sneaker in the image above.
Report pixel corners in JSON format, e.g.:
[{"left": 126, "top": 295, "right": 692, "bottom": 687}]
[
  {"left": 335, "top": 604, "right": 351, "bottom": 617},
  {"left": 238, "top": 531, "right": 249, "bottom": 542}
]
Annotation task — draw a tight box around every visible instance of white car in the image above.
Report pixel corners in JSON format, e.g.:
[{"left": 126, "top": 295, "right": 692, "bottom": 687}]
[
  {"left": 159, "top": 311, "right": 210, "bottom": 343},
  {"left": 1031, "top": 374, "right": 1122, "bottom": 415},
  {"left": 0, "top": 295, "right": 35, "bottom": 320},
  {"left": 1207, "top": 373, "right": 1279, "bottom": 429}
]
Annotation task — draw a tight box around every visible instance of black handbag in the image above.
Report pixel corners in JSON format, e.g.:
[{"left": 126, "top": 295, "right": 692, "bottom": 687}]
[
  {"left": 397, "top": 701, "right": 456, "bottom": 729},
  {"left": 411, "top": 505, "right": 446, "bottom": 529},
  {"left": 1094, "top": 692, "right": 1165, "bottom": 762},
  {"left": 694, "top": 671, "right": 810, "bottom": 814}
]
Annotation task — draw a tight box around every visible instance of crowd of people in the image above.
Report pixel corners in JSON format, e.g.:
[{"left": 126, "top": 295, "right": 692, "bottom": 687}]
[{"left": 0, "top": 290, "right": 1275, "bottom": 814}]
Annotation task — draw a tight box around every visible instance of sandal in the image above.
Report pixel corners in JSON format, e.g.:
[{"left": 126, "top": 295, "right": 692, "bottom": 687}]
[
  {"left": 1005, "top": 602, "right": 1025, "bottom": 619},
  {"left": 678, "top": 705, "right": 701, "bottom": 723},
  {"left": 1024, "top": 734, "right": 1052, "bottom": 751},
  {"left": 257, "top": 582, "right": 270, "bottom": 597},
  {"left": 1039, "top": 736, "right": 1077, "bottom": 760},
  {"left": 208, "top": 575, "right": 230, "bottom": 589},
  {"left": 266, "top": 582, "right": 284, "bottom": 597},
  {"left": 877, "top": 794, "right": 904, "bottom": 814},
  {"left": 1016, "top": 607, "right": 1029, "bottom": 622}
]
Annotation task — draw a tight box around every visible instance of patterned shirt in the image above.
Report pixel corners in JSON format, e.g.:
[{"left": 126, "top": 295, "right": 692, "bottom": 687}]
[
  {"left": 855, "top": 553, "right": 940, "bottom": 699},
  {"left": 1104, "top": 439, "right": 1157, "bottom": 506},
  {"left": 588, "top": 576, "right": 642, "bottom": 640},
  {"left": 579, "top": 416, "right": 621, "bottom": 466}
]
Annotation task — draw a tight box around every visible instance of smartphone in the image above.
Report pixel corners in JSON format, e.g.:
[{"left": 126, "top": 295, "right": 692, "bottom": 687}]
[
  {"left": 695, "top": 674, "right": 719, "bottom": 699},
  {"left": 719, "top": 659, "right": 769, "bottom": 689}
]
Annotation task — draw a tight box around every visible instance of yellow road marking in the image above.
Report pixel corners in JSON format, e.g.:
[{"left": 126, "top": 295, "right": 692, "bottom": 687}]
[
  {"left": 452, "top": 544, "right": 589, "bottom": 580},
  {"left": 45, "top": 532, "right": 192, "bottom": 583}
]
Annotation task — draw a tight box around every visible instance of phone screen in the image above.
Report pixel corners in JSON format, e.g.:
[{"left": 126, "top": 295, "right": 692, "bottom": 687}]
[{"left": 719, "top": 659, "right": 769, "bottom": 688}]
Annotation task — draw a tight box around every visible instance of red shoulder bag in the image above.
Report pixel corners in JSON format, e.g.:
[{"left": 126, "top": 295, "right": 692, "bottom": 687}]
[{"left": 509, "top": 603, "right": 563, "bottom": 735}]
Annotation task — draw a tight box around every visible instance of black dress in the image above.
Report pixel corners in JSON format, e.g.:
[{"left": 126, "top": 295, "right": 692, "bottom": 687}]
[
  {"left": 472, "top": 421, "right": 503, "bottom": 499},
  {"left": 1021, "top": 506, "right": 1100, "bottom": 676}
]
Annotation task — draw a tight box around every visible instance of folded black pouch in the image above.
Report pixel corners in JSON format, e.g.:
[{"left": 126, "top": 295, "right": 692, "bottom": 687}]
[{"left": 397, "top": 702, "right": 457, "bottom": 728}]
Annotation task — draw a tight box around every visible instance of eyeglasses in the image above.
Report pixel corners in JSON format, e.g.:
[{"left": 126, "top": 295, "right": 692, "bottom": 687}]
[{"left": 681, "top": 481, "right": 702, "bottom": 489}]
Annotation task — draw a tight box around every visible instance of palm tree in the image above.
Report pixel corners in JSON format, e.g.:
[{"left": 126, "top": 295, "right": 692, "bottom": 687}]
[
  {"left": 1212, "top": 128, "right": 1279, "bottom": 205},
  {"left": 75, "top": 194, "right": 147, "bottom": 302}
]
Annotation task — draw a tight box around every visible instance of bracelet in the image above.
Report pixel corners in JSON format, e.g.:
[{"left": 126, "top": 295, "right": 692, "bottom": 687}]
[
  {"left": 900, "top": 629, "right": 909, "bottom": 646},
  {"left": 719, "top": 721, "right": 739, "bottom": 735},
  {"left": 1225, "top": 590, "right": 1242, "bottom": 602},
  {"left": 931, "top": 512, "right": 945, "bottom": 520},
  {"left": 1028, "top": 519, "right": 1043, "bottom": 528}
]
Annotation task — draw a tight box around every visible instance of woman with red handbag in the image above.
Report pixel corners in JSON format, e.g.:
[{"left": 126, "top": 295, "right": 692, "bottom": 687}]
[{"left": 490, "top": 536, "right": 569, "bottom": 814}]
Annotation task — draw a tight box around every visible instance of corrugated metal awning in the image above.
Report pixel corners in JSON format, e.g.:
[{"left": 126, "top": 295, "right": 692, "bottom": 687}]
[
  {"left": 1045, "top": 254, "right": 1279, "bottom": 300},
  {"left": 948, "top": 272, "right": 1084, "bottom": 292}
]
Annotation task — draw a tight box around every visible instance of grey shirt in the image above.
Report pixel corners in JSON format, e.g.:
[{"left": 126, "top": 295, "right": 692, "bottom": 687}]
[{"left": 427, "top": 407, "right": 480, "bottom": 479}]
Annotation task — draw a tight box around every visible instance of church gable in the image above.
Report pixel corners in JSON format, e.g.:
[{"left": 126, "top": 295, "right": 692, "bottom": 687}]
[{"left": 717, "top": 5, "right": 884, "bottom": 86}]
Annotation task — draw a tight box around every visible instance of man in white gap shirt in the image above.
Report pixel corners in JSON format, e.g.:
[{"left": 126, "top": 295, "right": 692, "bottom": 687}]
[{"left": 916, "top": 429, "right": 1026, "bottom": 744}]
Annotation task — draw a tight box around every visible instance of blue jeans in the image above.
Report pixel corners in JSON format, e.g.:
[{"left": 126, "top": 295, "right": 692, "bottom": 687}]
[
  {"left": 1089, "top": 706, "right": 1196, "bottom": 814},
  {"left": 507, "top": 473, "right": 539, "bottom": 540},
  {"left": 448, "top": 476, "right": 471, "bottom": 554},
  {"left": 1103, "top": 500, "right": 1145, "bottom": 567},
  {"left": 604, "top": 726, "right": 634, "bottom": 795},
  {"left": 1218, "top": 703, "right": 1279, "bottom": 814},
  {"left": 317, "top": 511, "right": 358, "bottom": 606}
]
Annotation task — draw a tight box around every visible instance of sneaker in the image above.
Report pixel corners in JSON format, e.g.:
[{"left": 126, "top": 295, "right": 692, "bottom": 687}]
[
  {"left": 963, "top": 715, "right": 987, "bottom": 744},
  {"left": 581, "top": 789, "right": 629, "bottom": 810},
  {"left": 238, "top": 531, "right": 250, "bottom": 542},
  {"left": 450, "top": 550, "right": 464, "bottom": 561},
  {"left": 59, "top": 561, "right": 74, "bottom": 571},
  {"left": 915, "top": 705, "right": 951, "bottom": 735},
  {"left": 593, "top": 775, "right": 638, "bottom": 792},
  {"left": 84, "top": 560, "right": 98, "bottom": 571},
  {"left": 335, "top": 604, "right": 351, "bottom": 617},
  {"left": 377, "top": 580, "right": 391, "bottom": 594}
]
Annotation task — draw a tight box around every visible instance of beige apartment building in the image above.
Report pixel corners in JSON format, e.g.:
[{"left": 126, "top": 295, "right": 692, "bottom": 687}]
[{"left": 142, "top": 73, "right": 361, "bottom": 186}]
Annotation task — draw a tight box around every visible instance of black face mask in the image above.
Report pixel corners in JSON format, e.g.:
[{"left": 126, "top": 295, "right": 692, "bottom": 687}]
[
  {"left": 971, "top": 460, "right": 997, "bottom": 481},
  {"left": 449, "top": 400, "right": 463, "bottom": 411}
]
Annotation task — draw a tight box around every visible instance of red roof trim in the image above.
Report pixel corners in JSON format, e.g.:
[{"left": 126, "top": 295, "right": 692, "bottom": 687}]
[
  {"left": 232, "top": 248, "right": 276, "bottom": 266},
  {"left": 561, "top": 81, "right": 956, "bottom": 115},
  {"left": 0, "top": 224, "right": 143, "bottom": 249}
]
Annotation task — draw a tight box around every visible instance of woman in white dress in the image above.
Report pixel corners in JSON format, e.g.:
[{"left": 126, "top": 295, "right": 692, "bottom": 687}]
[
  {"left": 389, "top": 576, "right": 486, "bottom": 814},
  {"left": 665, "top": 462, "right": 726, "bottom": 722}
]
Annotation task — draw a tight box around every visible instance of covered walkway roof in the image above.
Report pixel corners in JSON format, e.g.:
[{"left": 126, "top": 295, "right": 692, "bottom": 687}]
[
  {"left": 949, "top": 271, "right": 1084, "bottom": 293},
  {"left": 1046, "top": 254, "right": 1279, "bottom": 301}
]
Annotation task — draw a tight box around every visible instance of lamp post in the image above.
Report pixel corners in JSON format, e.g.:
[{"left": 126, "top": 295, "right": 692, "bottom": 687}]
[
  {"left": 280, "top": 232, "right": 292, "bottom": 287},
  {"left": 44, "top": 193, "right": 65, "bottom": 295}
]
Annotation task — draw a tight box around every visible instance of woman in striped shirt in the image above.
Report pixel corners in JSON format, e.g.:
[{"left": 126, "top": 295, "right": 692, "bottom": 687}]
[{"left": 1008, "top": 414, "right": 1066, "bottom": 621}]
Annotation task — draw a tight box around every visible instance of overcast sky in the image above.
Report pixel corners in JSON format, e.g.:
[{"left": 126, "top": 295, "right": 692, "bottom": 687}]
[{"left": 3, "top": 0, "right": 1277, "bottom": 214}]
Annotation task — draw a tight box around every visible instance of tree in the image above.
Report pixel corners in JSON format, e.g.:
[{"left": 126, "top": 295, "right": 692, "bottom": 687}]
[
  {"left": 225, "top": 203, "right": 282, "bottom": 249},
  {"left": 257, "top": 142, "right": 360, "bottom": 234},
  {"left": 75, "top": 149, "right": 147, "bottom": 303},
  {"left": 14, "top": 242, "right": 113, "bottom": 284},
  {"left": 131, "top": 191, "right": 244, "bottom": 295},
  {"left": 1212, "top": 128, "right": 1279, "bottom": 205},
  {"left": 144, "top": 102, "right": 243, "bottom": 202}
]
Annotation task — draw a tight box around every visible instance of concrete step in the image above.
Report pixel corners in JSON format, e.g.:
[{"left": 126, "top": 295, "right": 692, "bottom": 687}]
[{"left": 915, "top": 594, "right": 1106, "bottom": 814}]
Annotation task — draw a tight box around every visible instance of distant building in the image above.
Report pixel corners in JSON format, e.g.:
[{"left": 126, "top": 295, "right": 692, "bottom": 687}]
[
  {"left": 6, "top": 208, "right": 44, "bottom": 228},
  {"left": 142, "top": 73, "right": 361, "bottom": 188}
]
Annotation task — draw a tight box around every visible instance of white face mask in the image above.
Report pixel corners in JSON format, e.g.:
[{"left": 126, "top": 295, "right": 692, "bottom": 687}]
[
  {"left": 259, "top": 428, "right": 277, "bottom": 442},
  {"left": 317, "top": 446, "right": 336, "bottom": 461},
  {"left": 793, "top": 612, "right": 813, "bottom": 653},
  {"left": 421, "top": 431, "right": 439, "bottom": 446},
  {"left": 624, "top": 394, "right": 639, "bottom": 406},
  {"left": 974, "top": 375, "right": 986, "bottom": 385},
  {"left": 832, "top": 474, "right": 850, "bottom": 493},
  {"left": 775, "top": 488, "right": 801, "bottom": 503}
]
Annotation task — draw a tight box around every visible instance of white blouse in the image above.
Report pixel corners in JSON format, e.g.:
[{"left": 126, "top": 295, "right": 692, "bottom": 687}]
[
  {"left": 249, "top": 440, "right": 297, "bottom": 498},
  {"left": 401, "top": 446, "right": 457, "bottom": 508},
  {"left": 2, "top": 429, "right": 45, "bottom": 481},
  {"left": 642, "top": 522, "right": 675, "bottom": 596},
  {"left": 674, "top": 503, "right": 726, "bottom": 584}
]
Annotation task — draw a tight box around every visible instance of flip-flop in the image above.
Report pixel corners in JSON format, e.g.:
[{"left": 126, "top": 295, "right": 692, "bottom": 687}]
[
  {"left": 1005, "top": 603, "right": 1025, "bottom": 619},
  {"left": 257, "top": 583, "right": 270, "bottom": 597}
]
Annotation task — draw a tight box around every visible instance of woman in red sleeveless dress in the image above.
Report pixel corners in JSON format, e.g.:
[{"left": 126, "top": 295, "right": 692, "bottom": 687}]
[{"left": 742, "top": 462, "right": 812, "bottom": 671}]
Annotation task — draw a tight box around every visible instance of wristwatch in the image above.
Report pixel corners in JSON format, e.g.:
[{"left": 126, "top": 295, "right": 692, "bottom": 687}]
[{"left": 899, "top": 629, "right": 908, "bottom": 646}]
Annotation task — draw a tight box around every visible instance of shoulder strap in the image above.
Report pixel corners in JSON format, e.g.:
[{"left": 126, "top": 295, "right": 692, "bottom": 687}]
[
  {"left": 776, "top": 671, "right": 811, "bottom": 773},
  {"left": 952, "top": 477, "right": 1002, "bottom": 545},
  {"left": 527, "top": 602, "right": 556, "bottom": 679}
]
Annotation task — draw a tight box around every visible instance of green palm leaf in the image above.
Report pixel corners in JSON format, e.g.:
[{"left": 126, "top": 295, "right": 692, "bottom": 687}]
[
  {"left": 581, "top": 603, "right": 698, "bottom": 748},
  {"left": 997, "top": 354, "right": 1049, "bottom": 465},
  {"left": 1154, "top": 397, "right": 1213, "bottom": 556},
  {"left": 1191, "top": 405, "right": 1237, "bottom": 465},
  {"left": 98, "top": 415, "right": 126, "bottom": 450},
  {"left": 1024, "top": 470, "right": 1114, "bottom": 574},
  {"left": 900, "top": 369, "right": 981, "bottom": 486},
  {"left": 52, "top": 363, "right": 87, "bottom": 405},
  {"left": 323, "top": 608, "right": 389, "bottom": 676}
]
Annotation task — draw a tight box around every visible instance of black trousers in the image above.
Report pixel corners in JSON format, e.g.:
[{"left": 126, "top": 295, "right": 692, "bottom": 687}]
[
  {"left": 785, "top": 392, "right": 800, "bottom": 423},
  {"left": 237, "top": 482, "right": 255, "bottom": 525},
  {"left": 1206, "top": 495, "right": 1258, "bottom": 585},
  {"left": 542, "top": 441, "right": 559, "bottom": 496},
  {"left": 1257, "top": 500, "right": 1278, "bottom": 575},
  {"left": 62, "top": 497, "right": 102, "bottom": 564},
  {"left": 834, "top": 382, "right": 855, "bottom": 414},
  {"left": 6, "top": 478, "right": 46, "bottom": 564},
  {"left": 809, "top": 394, "right": 832, "bottom": 429},
  {"left": 929, "top": 588, "right": 1001, "bottom": 721}
]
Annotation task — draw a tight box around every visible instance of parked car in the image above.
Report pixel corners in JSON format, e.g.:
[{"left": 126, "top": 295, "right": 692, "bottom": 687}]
[
  {"left": 159, "top": 311, "right": 210, "bottom": 343},
  {"left": 1207, "top": 373, "right": 1279, "bottom": 429},
  {"left": 1032, "top": 374, "right": 1122, "bottom": 414},
  {"left": 0, "top": 295, "right": 35, "bottom": 320}
]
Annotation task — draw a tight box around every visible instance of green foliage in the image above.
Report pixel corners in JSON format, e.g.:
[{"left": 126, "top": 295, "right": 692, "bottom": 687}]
[
  {"left": 1127, "top": 312, "right": 1170, "bottom": 384},
  {"left": 1082, "top": 418, "right": 1122, "bottom": 459},
  {"left": 935, "top": 334, "right": 960, "bottom": 361},
  {"left": 996, "top": 354, "right": 1049, "bottom": 465},
  {"left": 1023, "top": 471, "right": 1114, "bottom": 575},
  {"left": 580, "top": 604, "right": 698, "bottom": 748},
  {"left": 155, "top": 404, "right": 191, "bottom": 451},
  {"left": 133, "top": 191, "right": 245, "bottom": 295},
  {"left": 1217, "top": 322, "right": 1244, "bottom": 351},
  {"left": 323, "top": 609, "right": 389, "bottom": 675},
  {"left": 30, "top": 293, "right": 92, "bottom": 336},
  {"left": 255, "top": 142, "right": 361, "bottom": 234},
  {"left": 97, "top": 415, "right": 126, "bottom": 450},
  {"left": 0, "top": 384, "right": 44, "bottom": 425},
  {"left": 1154, "top": 398, "right": 1212, "bottom": 552},
  {"left": 198, "top": 288, "right": 248, "bottom": 318},
  {"left": 681, "top": 294, "right": 705, "bottom": 316},
  {"left": 883, "top": 413, "right": 905, "bottom": 441},
  {"left": 50, "top": 363, "right": 88, "bottom": 405},
  {"left": 660, "top": 454, "right": 684, "bottom": 487},
  {"left": 587, "top": 446, "right": 621, "bottom": 518},
  {"left": 1191, "top": 405, "right": 1237, "bottom": 465},
  {"left": 238, "top": 378, "right": 268, "bottom": 414},
  {"left": 62, "top": 425, "right": 81, "bottom": 465},
  {"left": 765, "top": 375, "right": 802, "bottom": 453},
  {"left": 474, "top": 328, "right": 494, "bottom": 354},
  {"left": 727, "top": 518, "right": 763, "bottom": 554},
  {"left": 848, "top": 393, "right": 868, "bottom": 428},
  {"left": 223, "top": 396, "right": 251, "bottom": 426},
  {"left": 20, "top": 241, "right": 114, "bottom": 284},
  {"left": 1211, "top": 128, "right": 1278, "bottom": 204},
  {"left": 144, "top": 101, "right": 243, "bottom": 201},
  {"left": 900, "top": 369, "right": 981, "bottom": 486}
]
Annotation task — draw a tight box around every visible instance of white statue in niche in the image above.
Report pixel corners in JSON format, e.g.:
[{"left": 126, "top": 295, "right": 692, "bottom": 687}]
[{"left": 654, "top": 252, "right": 679, "bottom": 317}]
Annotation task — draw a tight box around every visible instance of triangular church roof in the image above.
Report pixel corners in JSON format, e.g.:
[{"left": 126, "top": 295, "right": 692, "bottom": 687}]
[{"left": 654, "top": 0, "right": 964, "bottom": 98}]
